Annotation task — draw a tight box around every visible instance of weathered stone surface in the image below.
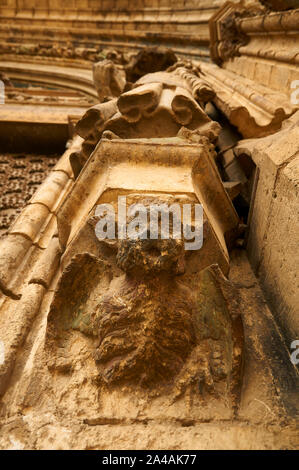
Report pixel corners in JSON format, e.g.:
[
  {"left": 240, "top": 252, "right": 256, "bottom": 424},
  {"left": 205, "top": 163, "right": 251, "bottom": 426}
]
[
  {"left": 0, "top": 283, "right": 45, "bottom": 396},
  {"left": 234, "top": 112, "right": 299, "bottom": 341},
  {"left": 125, "top": 47, "right": 177, "bottom": 82},
  {"left": 0, "top": 234, "right": 32, "bottom": 297},
  {"left": 93, "top": 59, "right": 127, "bottom": 102},
  {"left": 0, "top": 61, "right": 97, "bottom": 99},
  {"left": 200, "top": 61, "right": 296, "bottom": 138},
  {"left": 0, "top": 251, "right": 296, "bottom": 450},
  {"left": 45, "top": 62, "right": 243, "bottom": 424},
  {"left": 74, "top": 99, "right": 118, "bottom": 169},
  {"left": 47, "top": 248, "right": 243, "bottom": 408},
  {"left": 74, "top": 66, "right": 219, "bottom": 172},
  {"left": 209, "top": 1, "right": 252, "bottom": 65},
  {"left": 259, "top": 0, "right": 299, "bottom": 9},
  {"left": 0, "top": 1, "right": 219, "bottom": 62},
  {"left": 29, "top": 237, "right": 61, "bottom": 289},
  {"left": 0, "top": 0, "right": 298, "bottom": 452},
  {"left": 209, "top": 3, "right": 299, "bottom": 109}
]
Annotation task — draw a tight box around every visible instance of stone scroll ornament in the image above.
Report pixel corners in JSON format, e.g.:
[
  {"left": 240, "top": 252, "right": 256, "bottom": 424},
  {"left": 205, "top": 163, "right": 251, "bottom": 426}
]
[{"left": 70, "top": 63, "right": 219, "bottom": 177}]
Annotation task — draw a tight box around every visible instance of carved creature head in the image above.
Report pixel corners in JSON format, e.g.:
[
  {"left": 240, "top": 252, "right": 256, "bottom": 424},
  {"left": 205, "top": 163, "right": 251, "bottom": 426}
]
[{"left": 116, "top": 237, "right": 185, "bottom": 277}]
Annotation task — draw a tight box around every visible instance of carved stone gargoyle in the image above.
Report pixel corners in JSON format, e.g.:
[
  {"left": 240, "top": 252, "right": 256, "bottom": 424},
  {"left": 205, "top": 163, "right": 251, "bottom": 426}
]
[
  {"left": 46, "top": 201, "right": 243, "bottom": 412},
  {"left": 46, "top": 63, "right": 244, "bottom": 418}
]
